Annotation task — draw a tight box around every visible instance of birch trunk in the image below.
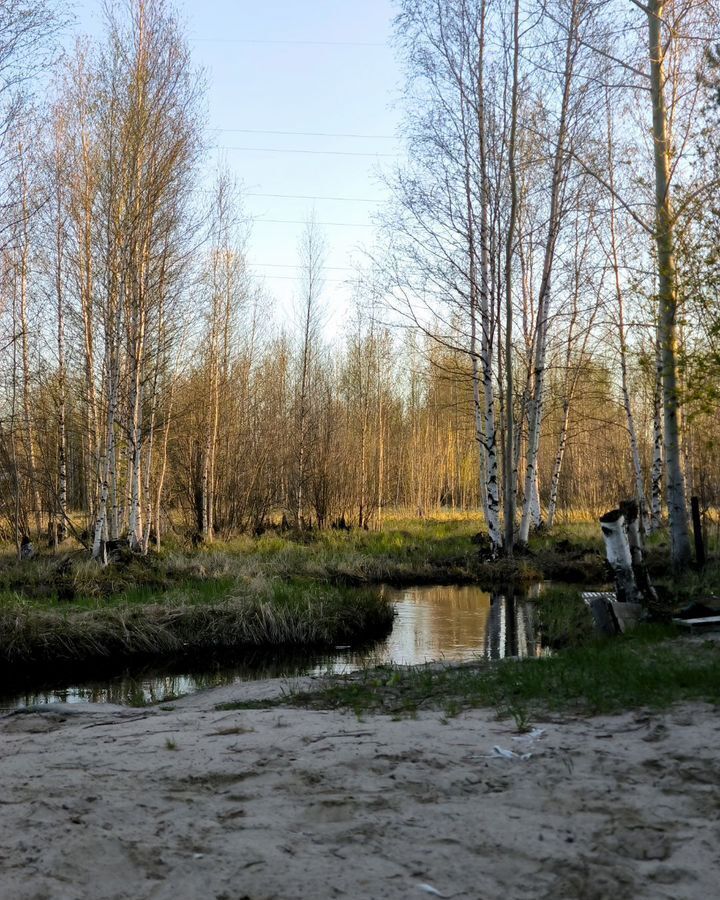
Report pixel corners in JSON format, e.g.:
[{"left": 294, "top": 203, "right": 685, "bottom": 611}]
[
  {"left": 547, "top": 398, "right": 570, "bottom": 528},
  {"left": 463, "top": 110, "right": 491, "bottom": 531},
  {"left": 154, "top": 352, "right": 180, "bottom": 551},
  {"left": 503, "top": 0, "right": 520, "bottom": 556},
  {"left": 650, "top": 333, "right": 663, "bottom": 531},
  {"left": 599, "top": 509, "right": 641, "bottom": 604},
  {"left": 519, "top": 3, "right": 578, "bottom": 544},
  {"left": 607, "top": 97, "right": 648, "bottom": 532},
  {"left": 18, "top": 149, "right": 42, "bottom": 536},
  {"left": 54, "top": 163, "right": 68, "bottom": 542},
  {"left": 477, "top": 0, "right": 501, "bottom": 552},
  {"left": 92, "top": 350, "right": 117, "bottom": 562},
  {"left": 646, "top": 0, "right": 691, "bottom": 570},
  {"left": 142, "top": 290, "right": 164, "bottom": 554},
  {"left": 127, "top": 307, "right": 146, "bottom": 551}
]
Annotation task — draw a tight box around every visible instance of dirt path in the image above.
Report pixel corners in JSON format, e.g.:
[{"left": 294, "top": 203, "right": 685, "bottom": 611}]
[{"left": 1, "top": 677, "right": 718, "bottom": 900}]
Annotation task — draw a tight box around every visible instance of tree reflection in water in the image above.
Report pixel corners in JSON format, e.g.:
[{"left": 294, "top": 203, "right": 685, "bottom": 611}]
[{"left": 1, "top": 584, "right": 546, "bottom": 709}]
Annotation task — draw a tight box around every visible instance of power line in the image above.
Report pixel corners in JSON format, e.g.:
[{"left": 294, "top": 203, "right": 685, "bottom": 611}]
[
  {"left": 246, "top": 192, "right": 382, "bottom": 203},
  {"left": 255, "top": 218, "right": 375, "bottom": 227},
  {"left": 190, "top": 38, "right": 386, "bottom": 48},
  {"left": 213, "top": 128, "right": 396, "bottom": 140},
  {"left": 249, "top": 273, "right": 350, "bottom": 283},
  {"left": 216, "top": 146, "right": 398, "bottom": 158},
  {"left": 250, "top": 262, "right": 356, "bottom": 271}
]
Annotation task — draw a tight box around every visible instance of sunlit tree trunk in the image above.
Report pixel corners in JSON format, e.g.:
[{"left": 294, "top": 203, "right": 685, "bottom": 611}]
[
  {"left": 650, "top": 328, "right": 663, "bottom": 531},
  {"left": 294, "top": 216, "right": 324, "bottom": 528},
  {"left": 476, "top": 0, "right": 500, "bottom": 551},
  {"left": 16, "top": 145, "right": 42, "bottom": 537},
  {"left": 607, "top": 102, "right": 648, "bottom": 531},
  {"left": 646, "top": 0, "right": 691, "bottom": 569},
  {"left": 503, "top": 0, "right": 521, "bottom": 557},
  {"left": 519, "top": 1, "right": 579, "bottom": 544},
  {"left": 52, "top": 127, "right": 68, "bottom": 542}
]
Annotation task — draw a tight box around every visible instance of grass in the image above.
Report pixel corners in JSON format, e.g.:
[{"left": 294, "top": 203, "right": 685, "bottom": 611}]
[
  {"left": 0, "top": 514, "right": 577, "bottom": 609},
  {"left": 1, "top": 511, "right": 717, "bottom": 678},
  {"left": 260, "top": 626, "right": 720, "bottom": 720},
  {"left": 0, "top": 581, "right": 394, "bottom": 670},
  {"left": 532, "top": 585, "right": 596, "bottom": 649}
]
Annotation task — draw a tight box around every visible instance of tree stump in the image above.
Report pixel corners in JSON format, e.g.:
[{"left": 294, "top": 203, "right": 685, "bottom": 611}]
[{"left": 599, "top": 508, "right": 642, "bottom": 604}]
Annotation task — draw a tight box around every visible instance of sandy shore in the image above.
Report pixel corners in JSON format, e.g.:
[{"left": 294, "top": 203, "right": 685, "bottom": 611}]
[{"left": 1, "top": 675, "right": 719, "bottom": 900}]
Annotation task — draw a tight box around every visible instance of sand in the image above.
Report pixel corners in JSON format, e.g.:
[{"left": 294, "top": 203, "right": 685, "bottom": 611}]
[{"left": 1, "top": 674, "right": 719, "bottom": 900}]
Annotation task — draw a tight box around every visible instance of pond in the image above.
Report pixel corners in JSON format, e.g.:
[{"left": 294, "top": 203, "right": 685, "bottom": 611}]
[{"left": 0, "top": 584, "right": 548, "bottom": 710}]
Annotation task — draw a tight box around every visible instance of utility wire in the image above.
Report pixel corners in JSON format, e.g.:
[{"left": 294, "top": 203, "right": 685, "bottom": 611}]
[
  {"left": 248, "top": 273, "right": 350, "bottom": 283},
  {"left": 250, "top": 262, "right": 356, "bottom": 271},
  {"left": 213, "top": 128, "right": 395, "bottom": 140},
  {"left": 246, "top": 192, "right": 382, "bottom": 203},
  {"left": 255, "top": 218, "right": 375, "bottom": 227},
  {"left": 216, "top": 145, "right": 399, "bottom": 158},
  {"left": 190, "top": 38, "right": 386, "bottom": 48}
]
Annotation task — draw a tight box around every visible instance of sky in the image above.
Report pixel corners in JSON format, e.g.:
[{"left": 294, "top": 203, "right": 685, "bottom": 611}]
[{"left": 72, "top": 0, "right": 404, "bottom": 338}]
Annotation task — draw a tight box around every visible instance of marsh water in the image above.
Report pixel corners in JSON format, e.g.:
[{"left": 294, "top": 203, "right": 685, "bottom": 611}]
[{"left": 1, "top": 584, "right": 547, "bottom": 709}]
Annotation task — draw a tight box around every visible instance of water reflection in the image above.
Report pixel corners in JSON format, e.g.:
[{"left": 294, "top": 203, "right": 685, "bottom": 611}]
[{"left": 0, "top": 584, "right": 547, "bottom": 709}]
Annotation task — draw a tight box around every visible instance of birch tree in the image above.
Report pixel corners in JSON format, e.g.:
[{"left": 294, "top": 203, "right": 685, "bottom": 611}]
[
  {"left": 293, "top": 215, "right": 325, "bottom": 529},
  {"left": 639, "top": 0, "right": 693, "bottom": 568},
  {"left": 518, "top": 0, "right": 587, "bottom": 544}
]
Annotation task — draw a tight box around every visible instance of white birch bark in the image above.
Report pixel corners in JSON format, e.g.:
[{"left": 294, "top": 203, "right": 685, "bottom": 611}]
[
  {"left": 92, "top": 349, "right": 118, "bottom": 562},
  {"left": 646, "top": 0, "right": 691, "bottom": 569},
  {"left": 599, "top": 510, "right": 641, "bottom": 604},
  {"left": 477, "top": 0, "right": 501, "bottom": 551},
  {"left": 547, "top": 397, "right": 570, "bottom": 528},
  {"left": 650, "top": 333, "right": 663, "bottom": 531},
  {"left": 519, "top": 3, "right": 578, "bottom": 544},
  {"left": 17, "top": 146, "right": 42, "bottom": 537},
  {"left": 606, "top": 97, "right": 648, "bottom": 533},
  {"left": 503, "top": 0, "right": 521, "bottom": 556},
  {"left": 127, "top": 299, "right": 146, "bottom": 551},
  {"left": 55, "top": 171, "right": 68, "bottom": 542}
]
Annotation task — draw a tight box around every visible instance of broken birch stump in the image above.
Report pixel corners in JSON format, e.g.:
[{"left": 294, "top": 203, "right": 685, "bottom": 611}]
[
  {"left": 587, "top": 501, "right": 654, "bottom": 635},
  {"left": 599, "top": 507, "right": 643, "bottom": 604}
]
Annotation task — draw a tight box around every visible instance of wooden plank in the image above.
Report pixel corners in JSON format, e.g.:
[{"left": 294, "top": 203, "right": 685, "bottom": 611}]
[{"left": 672, "top": 616, "right": 720, "bottom": 629}]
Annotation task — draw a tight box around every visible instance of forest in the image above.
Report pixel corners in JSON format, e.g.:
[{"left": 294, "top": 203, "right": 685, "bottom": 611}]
[
  {"left": 0, "top": 0, "right": 717, "bottom": 575},
  {"left": 3, "top": 3, "right": 720, "bottom": 897}
]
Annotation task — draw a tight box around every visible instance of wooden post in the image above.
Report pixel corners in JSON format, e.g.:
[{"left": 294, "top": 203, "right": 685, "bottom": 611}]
[{"left": 691, "top": 496, "right": 705, "bottom": 569}]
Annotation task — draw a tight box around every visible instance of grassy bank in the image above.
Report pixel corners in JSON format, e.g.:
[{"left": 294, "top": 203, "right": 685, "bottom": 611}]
[
  {"left": 0, "top": 515, "right": 614, "bottom": 607},
  {"left": 0, "top": 582, "right": 394, "bottom": 671},
  {"left": 221, "top": 627, "right": 720, "bottom": 721},
  {"left": 1, "top": 513, "right": 717, "bottom": 677}
]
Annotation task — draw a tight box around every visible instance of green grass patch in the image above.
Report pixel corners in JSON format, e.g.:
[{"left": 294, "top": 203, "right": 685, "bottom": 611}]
[
  {"left": 274, "top": 626, "right": 720, "bottom": 719},
  {"left": 533, "top": 586, "right": 595, "bottom": 649},
  {"left": 0, "top": 582, "right": 394, "bottom": 670},
  {"left": 0, "top": 516, "right": 560, "bottom": 610}
]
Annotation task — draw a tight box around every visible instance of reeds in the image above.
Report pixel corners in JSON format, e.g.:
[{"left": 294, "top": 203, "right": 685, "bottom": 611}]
[{"left": 0, "top": 584, "right": 394, "bottom": 668}]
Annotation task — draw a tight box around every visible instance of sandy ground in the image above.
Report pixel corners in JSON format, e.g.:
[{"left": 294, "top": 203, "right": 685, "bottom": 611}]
[{"left": 1, "top": 675, "right": 719, "bottom": 900}]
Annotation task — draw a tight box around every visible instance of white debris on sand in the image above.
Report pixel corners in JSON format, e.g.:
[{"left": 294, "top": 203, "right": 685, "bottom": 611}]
[{"left": 1, "top": 676, "right": 719, "bottom": 900}]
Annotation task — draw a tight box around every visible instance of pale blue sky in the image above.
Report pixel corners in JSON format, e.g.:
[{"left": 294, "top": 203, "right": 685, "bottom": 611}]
[{"left": 73, "top": 0, "right": 403, "bottom": 335}]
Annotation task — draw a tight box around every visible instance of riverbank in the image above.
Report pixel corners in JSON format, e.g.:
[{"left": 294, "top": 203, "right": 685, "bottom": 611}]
[
  {"left": 0, "top": 582, "right": 394, "bottom": 674},
  {"left": 0, "top": 516, "right": 624, "bottom": 603},
  {"left": 1, "top": 669, "right": 718, "bottom": 899},
  {"left": 0, "top": 515, "right": 716, "bottom": 677},
  {"left": 0, "top": 515, "right": 710, "bottom": 606}
]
